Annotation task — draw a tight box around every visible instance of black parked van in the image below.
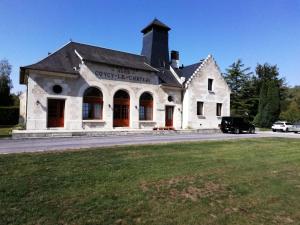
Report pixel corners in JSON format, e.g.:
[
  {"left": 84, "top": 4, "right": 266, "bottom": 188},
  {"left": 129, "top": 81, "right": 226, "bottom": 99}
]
[{"left": 220, "top": 116, "right": 255, "bottom": 134}]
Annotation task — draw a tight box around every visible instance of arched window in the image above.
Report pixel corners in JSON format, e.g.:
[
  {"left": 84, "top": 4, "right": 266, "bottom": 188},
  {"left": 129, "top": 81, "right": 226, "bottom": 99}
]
[
  {"left": 139, "top": 92, "right": 153, "bottom": 120},
  {"left": 83, "top": 87, "right": 103, "bottom": 120}
]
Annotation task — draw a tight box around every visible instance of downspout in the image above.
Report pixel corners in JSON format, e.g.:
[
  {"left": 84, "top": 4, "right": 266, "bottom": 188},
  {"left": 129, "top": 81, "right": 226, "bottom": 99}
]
[
  {"left": 25, "top": 73, "right": 28, "bottom": 129},
  {"left": 180, "top": 87, "right": 184, "bottom": 129}
]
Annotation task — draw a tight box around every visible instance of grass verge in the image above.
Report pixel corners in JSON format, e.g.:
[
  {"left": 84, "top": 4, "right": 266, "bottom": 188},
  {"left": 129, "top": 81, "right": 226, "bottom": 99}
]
[{"left": 1, "top": 138, "right": 300, "bottom": 224}]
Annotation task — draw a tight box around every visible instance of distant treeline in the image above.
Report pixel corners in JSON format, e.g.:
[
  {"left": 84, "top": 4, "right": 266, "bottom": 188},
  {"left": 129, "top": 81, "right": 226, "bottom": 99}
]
[
  {"left": 0, "top": 59, "right": 20, "bottom": 125},
  {"left": 224, "top": 59, "right": 300, "bottom": 128}
]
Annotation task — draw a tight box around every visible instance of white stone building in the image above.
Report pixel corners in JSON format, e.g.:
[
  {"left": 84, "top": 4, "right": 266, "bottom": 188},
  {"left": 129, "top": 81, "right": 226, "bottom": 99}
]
[{"left": 19, "top": 19, "right": 230, "bottom": 131}]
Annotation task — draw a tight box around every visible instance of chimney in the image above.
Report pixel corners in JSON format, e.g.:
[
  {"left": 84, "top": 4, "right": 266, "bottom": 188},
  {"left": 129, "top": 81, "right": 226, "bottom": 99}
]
[
  {"left": 141, "top": 19, "right": 171, "bottom": 69},
  {"left": 170, "top": 50, "right": 179, "bottom": 68}
]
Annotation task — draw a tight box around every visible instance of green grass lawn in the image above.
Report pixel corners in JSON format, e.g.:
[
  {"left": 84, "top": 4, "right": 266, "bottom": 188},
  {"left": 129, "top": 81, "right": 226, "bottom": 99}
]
[
  {"left": 1, "top": 138, "right": 300, "bottom": 225},
  {"left": 0, "top": 126, "right": 12, "bottom": 138}
]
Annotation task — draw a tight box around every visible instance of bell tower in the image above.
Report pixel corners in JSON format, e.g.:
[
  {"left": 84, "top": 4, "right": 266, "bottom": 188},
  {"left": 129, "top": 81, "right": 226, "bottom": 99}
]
[{"left": 141, "top": 19, "right": 171, "bottom": 69}]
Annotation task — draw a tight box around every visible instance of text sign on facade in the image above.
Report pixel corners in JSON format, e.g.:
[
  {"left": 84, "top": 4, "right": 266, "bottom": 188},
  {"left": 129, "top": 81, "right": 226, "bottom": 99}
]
[{"left": 94, "top": 66, "right": 151, "bottom": 84}]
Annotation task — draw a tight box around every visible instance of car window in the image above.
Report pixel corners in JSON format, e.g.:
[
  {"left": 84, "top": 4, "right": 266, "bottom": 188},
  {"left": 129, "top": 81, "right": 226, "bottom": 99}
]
[
  {"left": 275, "top": 123, "right": 283, "bottom": 125},
  {"left": 286, "top": 123, "right": 292, "bottom": 125}
]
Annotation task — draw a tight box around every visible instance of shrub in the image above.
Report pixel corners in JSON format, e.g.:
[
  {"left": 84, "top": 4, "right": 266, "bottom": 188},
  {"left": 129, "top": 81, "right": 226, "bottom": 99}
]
[{"left": 0, "top": 106, "right": 19, "bottom": 125}]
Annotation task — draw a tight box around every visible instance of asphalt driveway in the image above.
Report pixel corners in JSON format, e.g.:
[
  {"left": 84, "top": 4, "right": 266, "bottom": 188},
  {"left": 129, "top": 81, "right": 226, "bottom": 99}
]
[{"left": 0, "top": 131, "right": 299, "bottom": 154}]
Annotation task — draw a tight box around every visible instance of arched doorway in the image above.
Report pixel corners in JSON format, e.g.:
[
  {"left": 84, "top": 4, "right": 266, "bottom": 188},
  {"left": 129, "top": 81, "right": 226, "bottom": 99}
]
[{"left": 113, "top": 90, "right": 130, "bottom": 127}]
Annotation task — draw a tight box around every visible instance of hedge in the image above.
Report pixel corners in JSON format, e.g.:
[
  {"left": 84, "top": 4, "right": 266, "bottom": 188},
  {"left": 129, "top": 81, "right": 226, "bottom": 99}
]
[{"left": 0, "top": 106, "right": 19, "bottom": 125}]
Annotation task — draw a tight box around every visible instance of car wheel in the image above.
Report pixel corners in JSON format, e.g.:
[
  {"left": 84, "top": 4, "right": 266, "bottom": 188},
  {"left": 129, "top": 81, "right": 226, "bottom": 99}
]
[
  {"left": 272, "top": 129, "right": 276, "bottom": 132},
  {"left": 234, "top": 128, "right": 240, "bottom": 134},
  {"left": 249, "top": 128, "right": 253, "bottom": 134},
  {"left": 286, "top": 128, "right": 289, "bottom": 132},
  {"left": 294, "top": 132, "right": 298, "bottom": 134}
]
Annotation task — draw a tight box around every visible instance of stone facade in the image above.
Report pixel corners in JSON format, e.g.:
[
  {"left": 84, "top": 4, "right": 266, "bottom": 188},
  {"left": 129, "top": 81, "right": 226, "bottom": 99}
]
[
  {"left": 20, "top": 19, "right": 231, "bottom": 131},
  {"left": 182, "top": 56, "right": 231, "bottom": 129},
  {"left": 22, "top": 55, "right": 230, "bottom": 131}
]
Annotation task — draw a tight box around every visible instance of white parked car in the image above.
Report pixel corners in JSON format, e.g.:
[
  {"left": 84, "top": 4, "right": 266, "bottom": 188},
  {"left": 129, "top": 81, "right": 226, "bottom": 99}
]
[
  {"left": 290, "top": 122, "right": 300, "bottom": 133},
  {"left": 271, "top": 121, "right": 293, "bottom": 132}
]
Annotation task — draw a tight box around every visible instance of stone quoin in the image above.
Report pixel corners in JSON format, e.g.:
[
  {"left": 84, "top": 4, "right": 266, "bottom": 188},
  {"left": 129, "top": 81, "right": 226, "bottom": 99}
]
[{"left": 19, "top": 19, "right": 231, "bottom": 131}]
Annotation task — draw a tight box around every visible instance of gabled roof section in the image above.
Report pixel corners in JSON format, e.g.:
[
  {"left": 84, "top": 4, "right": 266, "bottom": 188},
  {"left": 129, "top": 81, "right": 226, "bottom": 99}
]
[
  {"left": 183, "top": 55, "right": 229, "bottom": 90},
  {"left": 177, "top": 61, "right": 204, "bottom": 80},
  {"left": 73, "top": 42, "right": 157, "bottom": 72},
  {"left": 141, "top": 18, "right": 171, "bottom": 34},
  {"left": 20, "top": 41, "right": 158, "bottom": 84},
  {"left": 157, "top": 68, "right": 182, "bottom": 88},
  {"left": 21, "top": 41, "right": 81, "bottom": 75}
]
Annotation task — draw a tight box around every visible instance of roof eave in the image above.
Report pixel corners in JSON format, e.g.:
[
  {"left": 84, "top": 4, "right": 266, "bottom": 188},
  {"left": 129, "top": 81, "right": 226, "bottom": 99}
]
[
  {"left": 159, "top": 83, "right": 184, "bottom": 89},
  {"left": 19, "top": 67, "right": 79, "bottom": 84}
]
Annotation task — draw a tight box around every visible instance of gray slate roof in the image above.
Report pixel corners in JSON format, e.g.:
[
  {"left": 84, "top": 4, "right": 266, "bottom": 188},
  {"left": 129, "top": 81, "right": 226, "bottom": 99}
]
[
  {"left": 158, "top": 68, "right": 182, "bottom": 87},
  {"left": 20, "top": 41, "right": 204, "bottom": 88},
  {"left": 178, "top": 61, "right": 204, "bottom": 80},
  {"left": 21, "top": 42, "right": 81, "bottom": 75},
  {"left": 141, "top": 18, "right": 171, "bottom": 34},
  {"left": 73, "top": 42, "right": 157, "bottom": 72},
  {"left": 21, "top": 41, "right": 157, "bottom": 73}
]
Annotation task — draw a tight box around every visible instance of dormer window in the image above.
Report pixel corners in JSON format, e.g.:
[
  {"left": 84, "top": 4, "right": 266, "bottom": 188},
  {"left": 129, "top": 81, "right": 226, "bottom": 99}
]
[{"left": 208, "top": 79, "right": 213, "bottom": 91}]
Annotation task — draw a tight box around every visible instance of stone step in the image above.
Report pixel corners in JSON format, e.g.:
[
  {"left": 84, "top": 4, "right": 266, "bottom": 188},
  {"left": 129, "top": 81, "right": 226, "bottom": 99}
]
[{"left": 12, "top": 129, "right": 221, "bottom": 139}]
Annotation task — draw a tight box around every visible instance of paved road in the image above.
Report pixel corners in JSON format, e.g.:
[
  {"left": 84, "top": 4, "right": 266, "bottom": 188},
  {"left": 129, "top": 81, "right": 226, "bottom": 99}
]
[{"left": 0, "top": 131, "right": 299, "bottom": 154}]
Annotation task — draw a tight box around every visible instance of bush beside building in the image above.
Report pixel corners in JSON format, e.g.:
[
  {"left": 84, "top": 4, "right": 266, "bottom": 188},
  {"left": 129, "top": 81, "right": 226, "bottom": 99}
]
[{"left": 0, "top": 106, "right": 19, "bottom": 125}]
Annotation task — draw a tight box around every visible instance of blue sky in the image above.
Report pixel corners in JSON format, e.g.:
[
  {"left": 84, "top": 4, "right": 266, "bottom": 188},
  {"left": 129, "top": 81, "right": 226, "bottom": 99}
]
[{"left": 0, "top": 0, "right": 299, "bottom": 93}]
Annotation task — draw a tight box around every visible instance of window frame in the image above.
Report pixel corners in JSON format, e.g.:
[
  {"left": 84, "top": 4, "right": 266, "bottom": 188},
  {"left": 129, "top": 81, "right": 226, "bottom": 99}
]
[
  {"left": 139, "top": 93, "right": 153, "bottom": 121},
  {"left": 82, "top": 88, "right": 103, "bottom": 120},
  {"left": 197, "top": 101, "right": 204, "bottom": 116}
]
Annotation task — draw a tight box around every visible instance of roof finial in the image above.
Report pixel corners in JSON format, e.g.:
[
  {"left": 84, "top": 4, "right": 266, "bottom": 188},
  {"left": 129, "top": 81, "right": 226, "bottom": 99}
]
[{"left": 69, "top": 38, "right": 73, "bottom": 42}]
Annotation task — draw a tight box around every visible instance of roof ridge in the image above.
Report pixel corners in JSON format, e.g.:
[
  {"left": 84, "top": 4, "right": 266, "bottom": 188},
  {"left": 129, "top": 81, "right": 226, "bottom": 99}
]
[{"left": 182, "top": 61, "right": 203, "bottom": 68}]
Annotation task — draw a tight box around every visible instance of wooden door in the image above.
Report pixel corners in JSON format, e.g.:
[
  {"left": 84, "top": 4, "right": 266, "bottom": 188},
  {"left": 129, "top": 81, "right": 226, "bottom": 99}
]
[
  {"left": 165, "top": 106, "right": 174, "bottom": 127},
  {"left": 113, "top": 98, "right": 130, "bottom": 127},
  {"left": 47, "top": 99, "right": 65, "bottom": 128}
]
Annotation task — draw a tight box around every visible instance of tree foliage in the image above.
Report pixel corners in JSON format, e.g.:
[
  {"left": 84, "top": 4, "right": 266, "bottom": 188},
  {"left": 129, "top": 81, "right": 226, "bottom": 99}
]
[
  {"left": 280, "top": 86, "right": 300, "bottom": 123},
  {"left": 253, "top": 64, "right": 283, "bottom": 127},
  {"left": 225, "top": 60, "right": 288, "bottom": 128},
  {"left": 0, "top": 59, "right": 13, "bottom": 106},
  {"left": 224, "top": 59, "right": 255, "bottom": 118}
]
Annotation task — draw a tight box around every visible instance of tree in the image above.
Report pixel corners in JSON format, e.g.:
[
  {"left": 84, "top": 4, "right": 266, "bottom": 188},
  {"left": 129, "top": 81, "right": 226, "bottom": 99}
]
[
  {"left": 224, "top": 59, "right": 253, "bottom": 117},
  {"left": 254, "top": 81, "right": 268, "bottom": 126},
  {"left": 254, "top": 64, "right": 283, "bottom": 127},
  {"left": 264, "top": 80, "right": 280, "bottom": 126},
  {"left": 280, "top": 86, "right": 300, "bottom": 122},
  {"left": 0, "top": 59, "right": 13, "bottom": 106},
  {"left": 254, "top": 63, "right": 287, "bottom": 108}
]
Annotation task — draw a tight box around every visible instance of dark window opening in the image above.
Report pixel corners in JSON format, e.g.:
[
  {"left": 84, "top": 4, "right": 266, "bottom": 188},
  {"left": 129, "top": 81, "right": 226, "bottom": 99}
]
[
  {"left": 168, "top": 96, "right": 174, "bottom": 102},
  {"left": 52, "top": 85, "right": 63, "bottom": 94},
  {"left": 216, "top": 103, "right": 222, "bottom": 116},
  {"left": 208, "top": 79, "right": 213, "bottom": 91},
  {"left": 197, "top": 101, "right": 204, "bottom": 116}
]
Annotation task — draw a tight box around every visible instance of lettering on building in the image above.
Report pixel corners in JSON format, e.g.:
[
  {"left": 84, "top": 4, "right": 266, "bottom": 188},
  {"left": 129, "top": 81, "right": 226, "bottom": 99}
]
[{"left": 94, "top": 66, "right": 151, "bottom": 84}]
